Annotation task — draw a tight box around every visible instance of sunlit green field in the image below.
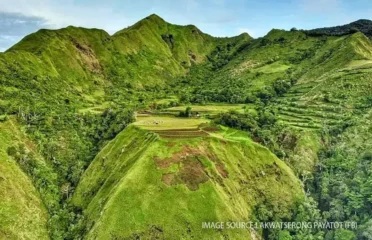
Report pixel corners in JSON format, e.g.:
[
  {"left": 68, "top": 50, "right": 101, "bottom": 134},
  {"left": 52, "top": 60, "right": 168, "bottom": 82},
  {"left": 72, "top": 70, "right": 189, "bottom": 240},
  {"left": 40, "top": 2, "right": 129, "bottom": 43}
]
[
  {"left": 346, "top": 59, "right": 372, "bottom": 69},
  {"left": 164, "top": 104, "right": 247, "bottom": 113},
  {"left": 134, "top": 115, "right": 210, "bottom": 130}
]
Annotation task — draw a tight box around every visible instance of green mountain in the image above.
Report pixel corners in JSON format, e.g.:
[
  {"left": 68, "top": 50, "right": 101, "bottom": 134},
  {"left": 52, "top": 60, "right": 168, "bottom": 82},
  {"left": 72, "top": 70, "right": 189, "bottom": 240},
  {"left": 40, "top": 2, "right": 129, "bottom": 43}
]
[
  {"left": 183, "top": 29, "right": 372, "bottom": 106},
  {"left": 304, "top": 19, "right": 372, "bottom": 38},
  {"left": 0, "top": 14, "right": 371, "bottom": 239},
  {"left": 73, "top": 125, "right": 302, "bottom": 239},
  {"left": 0, "top": 14, "right": 250, "bottom": 112},
  {"left": 0, "top": 119, "right": 49, "bottom": 239}
]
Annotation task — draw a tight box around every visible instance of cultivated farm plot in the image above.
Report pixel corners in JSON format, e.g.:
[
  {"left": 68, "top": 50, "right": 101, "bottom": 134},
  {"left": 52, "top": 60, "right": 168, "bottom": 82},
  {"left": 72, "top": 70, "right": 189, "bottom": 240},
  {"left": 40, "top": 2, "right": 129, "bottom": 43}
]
[
  {"left": 134, "top": 115, "right": 210, "bottom": 130},
  {"left": 164, "top": 104, "right": 247, "bottom": 114},
  {"left": 153, "top": 129, "right": 209, "bottom": 138},
  {"left": 275, "top": 80, "right": 352, "bottom": 130},
  {"left": 134, "top": 115, "right": 216, "bottom": 139}
]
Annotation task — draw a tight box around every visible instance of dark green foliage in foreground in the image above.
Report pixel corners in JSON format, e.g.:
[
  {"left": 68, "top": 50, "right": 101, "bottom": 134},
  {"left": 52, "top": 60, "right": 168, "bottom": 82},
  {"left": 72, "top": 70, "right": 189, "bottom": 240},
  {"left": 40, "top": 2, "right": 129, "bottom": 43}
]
[
  {"left": 307, "top": 112, "right": 372, "bottom": 239},
  {"left": 214, "top": 107, "right": 283, "bottom": 157},
  {"left": 10, "top": 105, "right": 134, "bottom": 239},
  {"left": 18, "top": 106, "right": 134, "bottom": 185}
]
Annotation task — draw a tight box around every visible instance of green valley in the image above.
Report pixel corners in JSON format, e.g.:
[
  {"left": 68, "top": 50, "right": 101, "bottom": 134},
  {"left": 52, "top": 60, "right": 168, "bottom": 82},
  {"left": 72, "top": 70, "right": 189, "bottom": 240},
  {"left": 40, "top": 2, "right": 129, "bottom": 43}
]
[{"left": 0, "top": 13, "right": 371, "bottom": 240}]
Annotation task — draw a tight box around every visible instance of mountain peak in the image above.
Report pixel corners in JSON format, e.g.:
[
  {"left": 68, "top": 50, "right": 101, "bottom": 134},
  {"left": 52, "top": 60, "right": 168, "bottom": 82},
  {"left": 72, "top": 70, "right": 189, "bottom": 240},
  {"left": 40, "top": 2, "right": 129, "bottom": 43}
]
[
  {"left": 114, "top": 13, "right": 167, "bottom": 34},
  {"left": 351, "top": 19, "right": 372, "bottom": 24},
  {"left": 140, "top": 13, "right": 167, "bottom": 26},
  {"left": 146, "top": 13, "right": 164, "bottom": 21}
]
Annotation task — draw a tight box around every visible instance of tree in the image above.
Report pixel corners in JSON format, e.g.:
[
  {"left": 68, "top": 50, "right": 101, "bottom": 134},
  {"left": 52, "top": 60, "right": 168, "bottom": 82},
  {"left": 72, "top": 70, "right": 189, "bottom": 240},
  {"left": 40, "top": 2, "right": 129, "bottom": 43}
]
[
  {"left": 334, "top": 229, "right": 356, "bottom": 240},
  {"left": 273, "top": 79, "right": 291, "bottom": 96},
  {"left": 185, "top": 106, "right": 192, "bottom": 117},
  {"left": 179, "top": 107, "right": 192, "bottom": 118},
  {"left": 279, "top": 230, "right": 292, "bottom": 240}
]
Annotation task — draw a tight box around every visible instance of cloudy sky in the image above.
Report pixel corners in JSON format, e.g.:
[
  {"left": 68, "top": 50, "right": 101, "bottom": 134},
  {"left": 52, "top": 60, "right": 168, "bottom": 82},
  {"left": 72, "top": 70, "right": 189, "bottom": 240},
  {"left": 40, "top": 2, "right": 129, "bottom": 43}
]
[{"left": 0, "top": 0, "right": 372, "bottom": 52}]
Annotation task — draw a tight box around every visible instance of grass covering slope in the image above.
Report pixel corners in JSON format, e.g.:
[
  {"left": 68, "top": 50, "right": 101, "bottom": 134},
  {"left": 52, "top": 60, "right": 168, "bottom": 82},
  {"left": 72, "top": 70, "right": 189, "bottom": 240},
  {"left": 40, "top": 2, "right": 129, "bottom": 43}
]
[
  {"left": 73, "top": 124, "right": 303, "bottom": 239},
  {"left": 0, "top": 15, "right": 251, "bottom": 239},
  {"left": 0, "top": 14, "right": 251, "bottom": 113},
  {"left": 271, "top": 32, "right": 372, "bottom": 131},
  {"left": 182, "top": 29, "right": 372, "bottom": 106},
  {"left": 0, "top": 119, "right": 49, "bottom": 239},
  {"left": 1, "top": 14, "right": 371, "bottom": 240},
  {"left": 181, "top": 30, "right": 372, "bottom": 135}
]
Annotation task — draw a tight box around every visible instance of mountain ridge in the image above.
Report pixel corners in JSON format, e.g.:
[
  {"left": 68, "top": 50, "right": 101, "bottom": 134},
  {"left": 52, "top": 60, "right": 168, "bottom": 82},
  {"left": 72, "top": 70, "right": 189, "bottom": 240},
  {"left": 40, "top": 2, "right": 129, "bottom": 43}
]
[
  {"left": 0, "top": 13, "right": 252, "bottom": 114},
  {"left": 303, "top": 18, "right": 372, "bottom": 38},
  {"left": 0, "top": 14, "right": 372, "bottom": 239}
]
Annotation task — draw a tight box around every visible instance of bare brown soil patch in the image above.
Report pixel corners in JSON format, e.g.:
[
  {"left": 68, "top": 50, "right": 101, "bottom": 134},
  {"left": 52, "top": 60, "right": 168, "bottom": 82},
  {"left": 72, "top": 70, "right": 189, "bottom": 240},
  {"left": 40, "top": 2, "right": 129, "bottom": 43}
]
[
  {"left": 71, "top": 37, "right": 102, "bottom": 73},
  {"left": 154, "top": 145, "right": 228, "bottom": 190},
  {"left": 178, "top": 156, "right": 209, "bottom": 191},
  {"left": 215, "top": 163, "right": 228, "bottom": 178},
  {"left": 202, "top": 126, "right": 221, "bottom": 132},
  {"left": 160, "top": 135, "right": 206, "bottom": 139},
  {"left": 154, "top": 146, "right": 200, "bottom": 168},
  {"left": 162, "top": 173, "right": 176, "bottom": 186},
  {"left": 153, "top": 129, "right": 209, "bottom": 139},
  {"left": 154, "top": 129, "right": 201, "bottom": 132}
]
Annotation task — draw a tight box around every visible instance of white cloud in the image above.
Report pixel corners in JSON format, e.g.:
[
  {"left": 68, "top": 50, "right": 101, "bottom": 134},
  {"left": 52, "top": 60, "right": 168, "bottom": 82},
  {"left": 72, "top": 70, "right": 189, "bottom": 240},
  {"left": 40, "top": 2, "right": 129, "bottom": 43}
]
[
  {"left": 300, "top": 0, "right": 340, "bottom": 13},
  {"left": 0, "top": 0, "right": 243, "bottom": 39},
  {"left": 0, "top": 12, "right": 48, "bottom": 50},
  {"left": 0, "top": 0, "right": 132, "bottom": 33}
]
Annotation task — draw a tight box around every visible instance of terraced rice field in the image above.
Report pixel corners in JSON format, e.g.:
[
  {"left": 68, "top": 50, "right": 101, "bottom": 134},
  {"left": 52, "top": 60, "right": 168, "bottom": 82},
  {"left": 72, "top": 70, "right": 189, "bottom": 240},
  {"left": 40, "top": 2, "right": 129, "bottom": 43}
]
[
  {"left": 134, "top": 115, "right": 223, "bottom": 139},
  {"left": 275, "top": 82, "right": 351, "bottom": 130},
  {"left": 153, "top": 129, "right": 209, "bottom": 138},
  {"left": 164, "top": 104, "right": 247, "bottom": 114}
]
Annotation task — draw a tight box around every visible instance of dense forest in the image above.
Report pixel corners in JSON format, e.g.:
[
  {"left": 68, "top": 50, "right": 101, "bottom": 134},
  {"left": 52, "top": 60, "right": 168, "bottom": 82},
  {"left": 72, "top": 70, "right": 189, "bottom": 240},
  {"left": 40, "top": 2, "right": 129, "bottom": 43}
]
[{"left": 303, "top": 19, "right": 372, "bottom": 38}]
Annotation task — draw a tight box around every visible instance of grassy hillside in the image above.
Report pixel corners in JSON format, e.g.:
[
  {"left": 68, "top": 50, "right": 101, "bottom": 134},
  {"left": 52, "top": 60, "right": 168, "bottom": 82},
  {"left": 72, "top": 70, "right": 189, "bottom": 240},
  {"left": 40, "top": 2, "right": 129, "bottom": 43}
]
[
  {"left": 1, "top": 14, "right": 371, "bottom": 240},
  {"left": 73, "top": 123, "right": 303, "bottom": 239},
  {"left": 180, "top": 29, "right": 372, "bottom": 106},
  {"left": 0, "top": 14, "right": 251, "bottom": 113},
  {"left": 0, "top": 119, "right": 49, "bottom": 239},
  {"left": 0, "top": 15, "right": 252, "bottom": 239}
]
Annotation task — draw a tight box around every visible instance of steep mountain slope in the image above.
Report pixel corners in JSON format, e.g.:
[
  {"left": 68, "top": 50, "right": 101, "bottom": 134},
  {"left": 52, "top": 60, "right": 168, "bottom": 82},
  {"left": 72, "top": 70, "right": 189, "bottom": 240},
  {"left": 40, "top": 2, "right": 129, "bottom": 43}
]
[
  {"left": 0, "top": 14, "right": 371, "bottom": 240},
  {"left": 178, "top": 27, "right": 372, "bottom": 198},
  {"left": 185, "top": 29, "right": 372, "bottom": 102},
  {"left": 0, "top": 119, "right": 49, "bottom": 239},
  {"left": 273, "top": 32, "right": 372, "bottom": 131},
  {"left": 73, "top": 124, "right": 303, "bottom": 239},
  {"left": 0, "top": 14, "right": 250, "bottom": 112},
  {"left": 0, "top": 14, "right": 254, "bottom": 239},
  {"left": 182, "top": 29, "right": 372, "bottom": 129},
  {"left": 312, "top": 110, "right": 372, "bottom": 239}
]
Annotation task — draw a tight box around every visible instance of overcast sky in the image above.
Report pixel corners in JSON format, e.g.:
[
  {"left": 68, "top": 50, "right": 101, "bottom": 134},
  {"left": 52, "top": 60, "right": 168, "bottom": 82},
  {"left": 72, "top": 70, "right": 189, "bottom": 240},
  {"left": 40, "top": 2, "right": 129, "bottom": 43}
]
[{"left": 0, "top": 0, "right": 372, "bottom": 52}]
